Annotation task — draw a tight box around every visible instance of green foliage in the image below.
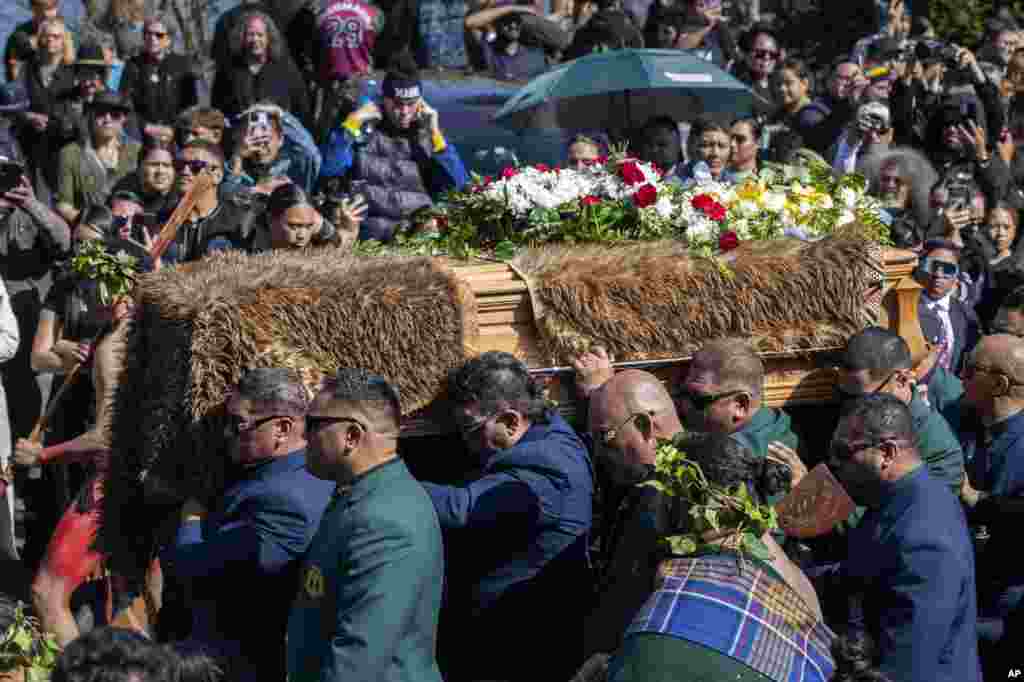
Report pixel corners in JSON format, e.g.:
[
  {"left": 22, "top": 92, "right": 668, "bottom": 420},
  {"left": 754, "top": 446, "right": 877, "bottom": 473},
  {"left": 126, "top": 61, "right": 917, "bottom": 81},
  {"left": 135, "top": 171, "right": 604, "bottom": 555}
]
[
  {"left": 928, "top": 0, "right": 996, "bottom": 47},
  {"left": 69, "top": 240, "right": 139, "bottom": 305},
  {"left": 644, "top": 437, "right": 779, "bottom": 563},
  {"left": 0, "top": 603, "right": 60, "bottom": 681}
]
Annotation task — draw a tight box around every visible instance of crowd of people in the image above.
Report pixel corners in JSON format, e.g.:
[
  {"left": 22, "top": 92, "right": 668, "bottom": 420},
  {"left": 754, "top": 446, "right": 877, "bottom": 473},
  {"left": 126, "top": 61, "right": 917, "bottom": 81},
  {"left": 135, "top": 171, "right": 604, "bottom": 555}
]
[{"left": 0, "top": 0, "right": 1024, "bottom": 679}]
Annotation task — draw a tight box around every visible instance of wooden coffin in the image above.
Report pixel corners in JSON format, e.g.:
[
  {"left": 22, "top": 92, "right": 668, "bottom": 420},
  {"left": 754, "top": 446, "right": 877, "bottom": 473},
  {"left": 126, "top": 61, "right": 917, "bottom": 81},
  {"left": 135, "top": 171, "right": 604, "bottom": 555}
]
[{"left": 402, "top": 248, "right": 920, "bottom": 436}]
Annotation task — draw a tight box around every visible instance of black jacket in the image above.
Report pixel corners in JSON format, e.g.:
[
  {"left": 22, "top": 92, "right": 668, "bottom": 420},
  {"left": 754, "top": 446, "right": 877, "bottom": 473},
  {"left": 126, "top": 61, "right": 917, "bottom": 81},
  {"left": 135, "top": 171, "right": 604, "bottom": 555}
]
[
  {"left": 211, "top": 58, "right": 310, "bottom": 128},
  {"left": 119, "top": 54, "right": 200, "bottom": 126}
]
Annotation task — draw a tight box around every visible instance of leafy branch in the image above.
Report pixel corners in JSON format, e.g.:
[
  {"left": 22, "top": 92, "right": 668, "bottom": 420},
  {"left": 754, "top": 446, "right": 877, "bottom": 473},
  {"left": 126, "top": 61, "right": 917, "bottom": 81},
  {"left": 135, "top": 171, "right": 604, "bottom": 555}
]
[
  {"left": 0, "top": 603, "right": 61, "bottom": 682},
  {"left": 69, "top": 240, "right": 139, "bottom": 306},
  {"left": 643, "top": 437, "right": 779, "bottom": 563}
]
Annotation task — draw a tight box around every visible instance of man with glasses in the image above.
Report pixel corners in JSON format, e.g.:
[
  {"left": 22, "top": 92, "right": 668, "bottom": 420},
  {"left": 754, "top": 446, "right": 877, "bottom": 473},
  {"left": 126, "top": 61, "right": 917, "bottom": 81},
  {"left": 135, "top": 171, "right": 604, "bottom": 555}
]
[
  {"left": 170, "top": 140, "right": 260, "bottom": 262},
  {"left": 118, "top": 14, "right": 200, "bottom": 139},
  {"left": 827, "top": 393, "right": 979, "bottom": 682},
  {"left": 420, "top": 351, "right": 592, "bottom": 682},
  {"left": 836, "top": 327, "right": 965, "bottom": 495},
  {"left": 915, "top": 239, "right": 980, "bottom": 374},
  {"left": 673, "top": 339, "right": 800, "bottom": 499},
  {"left": 166, "top": 368, "right": 334, "bottom": 682},
  {"left": 288, "top": 369, "right": 444, "bottom": 682}
]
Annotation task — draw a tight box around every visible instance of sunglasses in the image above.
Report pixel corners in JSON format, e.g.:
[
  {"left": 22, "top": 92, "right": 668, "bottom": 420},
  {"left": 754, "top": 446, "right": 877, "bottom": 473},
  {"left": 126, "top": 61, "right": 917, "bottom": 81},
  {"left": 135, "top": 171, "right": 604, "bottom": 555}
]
[
  {"left": 174, "top": 159, "right": 216, "bottom": 174},
  {"left": 111, "top": 215, "right": 134, "bottom": 229},
  {"left": 672, "top": 387, "right": 746, "bottom": 412},
  {"left": 225, "top": 414, "right": 287, "bottom": 435},
  {"left": 595, "top": 411, "right": 652, "bottom": 446},
  {"left": 144, "top": 30, "right": 168, "bottom": 38},
  {"left": 305, "top": 415, "right": 366, "bottom": 434},
  {"left": 752, "top": 50, "right": 780, "bottom": 60},
  {"left": 835, "top": 371, "right": 899, "bottom": 402},
  {"left": 921, "top": 258, "right": 959, "bottom": 278},
  {"left": 827, "top": 438, "right": 882, "bottom": 462}
]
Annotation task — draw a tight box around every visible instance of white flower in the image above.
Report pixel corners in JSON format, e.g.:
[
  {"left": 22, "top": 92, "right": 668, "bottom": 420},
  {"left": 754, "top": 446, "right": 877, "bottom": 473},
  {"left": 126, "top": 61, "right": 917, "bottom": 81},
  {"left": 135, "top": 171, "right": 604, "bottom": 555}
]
[
  {"left": 839, "top": 187, "right": 859, "bottom": 208},
  {"left": 655, "top": 196, "right": 674, "bottom": 218},
  {"left": 763, "top": 192, "right": 786, "bottom": 212},
  {"left": 837, "top": 209, "right": 856, "bottom": 226}
]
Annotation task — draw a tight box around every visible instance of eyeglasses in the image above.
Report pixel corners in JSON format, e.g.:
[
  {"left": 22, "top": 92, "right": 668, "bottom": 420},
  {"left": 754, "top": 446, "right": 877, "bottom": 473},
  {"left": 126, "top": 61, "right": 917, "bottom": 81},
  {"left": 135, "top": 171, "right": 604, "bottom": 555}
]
[
  {"left": 828, "top": 438, "right": 882, "bottom": 462},
  {"left": 835, "top": 371, "right": 898, "bottom": 402},
  {"left": 921, "top": 258, "right": 959, "bottom": 278},
  {"left": 961, "top": 364, "right": 1024, "bottom": 384},
  {"left": 306, "top": 415, "right": 367, "bottom": 434},
  {"left": 144, "top": 30, "right": 168, "bottom": 38},
  {"left": 111, "top": 215, "right": 134, "bottom": 229},
  {"left": 94, "top": 108, "right": 126, "bottom": 120},
  {"left": 456, "top": 413, "right": 495, "bottom": 438},
  {"left": 672, "top": 387, "right": 746, "bottom": 412},
  {"left": 174, "top": 159, "right": 216, "bottom": 174},
  {"left": 225, "top": 414, "right": 288, "bottom": 435},
  {"left": 752, "top": 50, "right": 780, "bottom": 60},
  {"left": 596, "top": 411, "right": 653, "bottom": 446}
]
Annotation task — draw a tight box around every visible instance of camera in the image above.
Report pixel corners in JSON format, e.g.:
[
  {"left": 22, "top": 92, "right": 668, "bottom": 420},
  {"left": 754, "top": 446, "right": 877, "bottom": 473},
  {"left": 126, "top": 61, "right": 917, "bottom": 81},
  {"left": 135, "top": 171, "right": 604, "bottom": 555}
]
[
  {"left": 916, "top": 40, "right": 959, "bottom": 66},
  {"left": 858, "top": 111, "right": 888, "bottom": 133},
  {"left": 0, "top": 161, "right": 25, "bottom": 194}
]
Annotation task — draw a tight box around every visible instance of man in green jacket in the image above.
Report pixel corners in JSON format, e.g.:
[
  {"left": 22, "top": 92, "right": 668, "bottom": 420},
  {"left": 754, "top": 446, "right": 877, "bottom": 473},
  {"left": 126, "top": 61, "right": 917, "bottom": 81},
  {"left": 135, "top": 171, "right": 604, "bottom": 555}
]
[
  {"left": 837, "top": 327, "right": 965, "bottom": 495},
  {"left": 287, "top": 369, "right": 444, "bottom": 682},
  {"left": 673, "top": 339, "right": 801, "bottom": 503}
]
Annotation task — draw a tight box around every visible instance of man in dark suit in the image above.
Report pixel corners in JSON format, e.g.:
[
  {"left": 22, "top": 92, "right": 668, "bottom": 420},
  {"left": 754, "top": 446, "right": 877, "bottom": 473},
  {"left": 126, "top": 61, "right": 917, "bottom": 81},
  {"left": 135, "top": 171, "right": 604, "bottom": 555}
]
[
  {"left": 916, "top": 239, "right": 981, "bottom": 375},
  {"left": 828, "top": 394, "right": 980, "bottom": 682},
  {"left": 164, "top": 368, "right": 335, "bottom": 682},
  {"left": 288, "top": 369, "right": 444, "bottom": 682}
]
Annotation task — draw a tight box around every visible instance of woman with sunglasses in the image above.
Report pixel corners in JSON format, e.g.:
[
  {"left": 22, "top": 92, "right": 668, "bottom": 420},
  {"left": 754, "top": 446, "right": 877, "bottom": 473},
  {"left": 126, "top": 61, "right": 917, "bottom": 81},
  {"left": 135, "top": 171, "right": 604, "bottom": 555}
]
[
  {"left": 12, "top": 212, "right": 144, "bottom": 645},
  {"left": 731, "top": 25, "right": 781, "bottom": 115},
  {"left": 55, "top": 91, "right": 140, "bottom": 227}
]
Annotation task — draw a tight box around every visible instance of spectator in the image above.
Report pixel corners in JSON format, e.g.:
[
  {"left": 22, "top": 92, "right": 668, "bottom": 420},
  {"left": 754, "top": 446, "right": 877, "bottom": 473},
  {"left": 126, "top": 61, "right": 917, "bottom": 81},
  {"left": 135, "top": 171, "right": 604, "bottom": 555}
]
[
  {"left": 4, "top": 0, "right": 63, "bottom": 83},
  {"left": 245, "top": 183, "right": 362, "bottom": 252},
  {"left": 287, "top": 369, "right": 444, "bottom": 682},
  {"left": 377, "top": 0, "right": 470, "bottom": 70},
  {"left": 678, "top": 115, "right": 734, "bottom": 183},
  {"left": 645, "top": 10, "right": 687, "bottom": 50},
  {"left": 772, "top": 58, "right": 827, "bottom": 145},
  {"left": 608, "top": 435, "right": 829, "bottom": 682},
  {"left": 421, "top": 351, "right": 593, "bottom": 682},
  {"left": 111, "top": 138, "right": 178, "bottom": 219},
  {"left": 673, "top": 0, "right": 736, "bottom": 68},
  {"left": 465, "top": 6, "right": 549, "bottom": 82},
  {"left": 170, "top": 140, "right": 259, "bottom": 262},
  {"left": 837, "top": 327, "right": 965, "bottom": 495},
  {"left": 56, "top": 91, "right": 140, "bottom": 226},
  {"left": 211, "top": 10, "right": 310, "bottom": 131},
  {"left": 223, "top": 104, "right": 319, "bottom": 200},
  {"left": 565, "top": 0, "right": 644, "bottom": 61},
  {"left": 635, "top": 116, "right": 683, "bottom": 182},
  {"left": 861, "top": 147, "right": 938, "bottom": 248},
  {"left": 829, "top": 394, "right": 980, "bottom": 682},
  {"left": 118, "top": 14, "right": 200, "bottom": 137},
  {"left": 174, "top": 106, "right": 227, "bottom": 149},
  {"left": 164, "top": 368, "right": 335, "bottom": 682},
  {"left": 673, "top": 338, "right": 800, "bottom": 482},
  {"left": 733, "top": 24, "right": 783, "bottom": 114},
  {"left": 915, "top": 239, "right": 981, "bottom": 374},
  {"left": 15, "top": 17, "right": 77, "bottom": 204},
  {"left": 830, "top": 99, "right": 894, "bottom": 174},
  {"left": 991, "top": 286, "right": 1024, "bottom": 336},
  {"left": 566, "top": 132, "right": 608, "bottom": 169},
  {"left": 293, "top": 0, "right": 384, "bottom": 86},
  {"left": 728, "top": 115, "right": 762, "bottom": 179},
  {"left": 52, "top": 627, "right": 177, "bottom": 682},
  {"left": 976, "top": 203, "right": 1024, "bottom": 327},
  {"left": 320, "top": 60, "right": 469, "bottom": 242}
]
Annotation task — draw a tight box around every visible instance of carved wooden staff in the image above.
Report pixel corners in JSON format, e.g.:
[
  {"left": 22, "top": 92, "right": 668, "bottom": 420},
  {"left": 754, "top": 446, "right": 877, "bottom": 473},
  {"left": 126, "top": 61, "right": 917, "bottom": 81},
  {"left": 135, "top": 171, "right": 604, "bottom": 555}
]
[{"left": 26, "top": 176, "right": 213, "bottom": 444}]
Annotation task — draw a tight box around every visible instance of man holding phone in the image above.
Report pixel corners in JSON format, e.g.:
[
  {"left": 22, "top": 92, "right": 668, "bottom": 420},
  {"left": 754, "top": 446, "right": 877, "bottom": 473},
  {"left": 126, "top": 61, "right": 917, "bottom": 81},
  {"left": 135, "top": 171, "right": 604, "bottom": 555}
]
[{"left": 320, "top": 58, "right": 469, "bottom": 242}]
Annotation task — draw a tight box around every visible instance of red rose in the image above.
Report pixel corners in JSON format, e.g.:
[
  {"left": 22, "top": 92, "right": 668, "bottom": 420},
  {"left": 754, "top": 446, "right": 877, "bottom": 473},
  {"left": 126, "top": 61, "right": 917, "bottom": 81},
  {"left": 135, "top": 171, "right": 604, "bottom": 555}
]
[
  {"left": 581, "top": 195, "right": 601, "bottom": 206},
  {"left": 707, "top": 202, "right": 727, "bottom": 221},
  {"left": 620, "top": 161, "right": 645, "bottom": 186},
  {"left": 535, "top": 163, "right": 550, "bottom": 172},
  {"left": 634, "top": 184, "right": 658, "bottom": 208},
  {"left": 718, "top": 231, "right": 740, "bottom": 252},
  {"left": 597, "top": 155, "right": 609, "bottom": 164},
  {"left": 501, "top": 167, "right": 519, "bottom": 179},
  {"left": 691, "top": 194, "right": 714, "bottom": 211},
  {"left": 483, "top": 176, "right": 493, "bottom": 184}
]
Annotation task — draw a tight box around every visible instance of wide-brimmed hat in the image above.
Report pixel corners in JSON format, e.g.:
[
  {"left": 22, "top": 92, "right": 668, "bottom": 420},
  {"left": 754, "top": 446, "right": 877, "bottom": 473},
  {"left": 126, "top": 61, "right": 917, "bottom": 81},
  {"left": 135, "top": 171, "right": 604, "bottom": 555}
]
[
  {"left": 87, "top": 91, "right": 133, "bottom": 114},
  {"left": 74, "top": 43, "right": 109, "bottom": 68}
]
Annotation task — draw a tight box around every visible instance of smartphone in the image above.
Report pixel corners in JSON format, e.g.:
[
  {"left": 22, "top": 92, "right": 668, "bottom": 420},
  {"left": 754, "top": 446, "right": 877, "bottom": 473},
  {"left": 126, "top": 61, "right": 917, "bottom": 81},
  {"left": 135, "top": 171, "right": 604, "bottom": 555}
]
[
  {"left": 946, "top": 185, "right": 971, "bottom": 212},
  {"left": 243, "top": 111, "right": 272, "bottom": 146},
  {"left": 0, "top": 161, "right": 24, "bottom": 194}
]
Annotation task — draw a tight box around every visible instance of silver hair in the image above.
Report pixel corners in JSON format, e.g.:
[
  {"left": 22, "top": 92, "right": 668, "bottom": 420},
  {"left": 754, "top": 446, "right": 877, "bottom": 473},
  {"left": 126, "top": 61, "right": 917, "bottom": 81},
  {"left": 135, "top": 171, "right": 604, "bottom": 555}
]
[
  {"left": 237, "top": 367, "right": 310, "bottom": 414},
  {"left": 860, "top": 146, "right": 939, "bottom": 229},
  {"left": 144, "top": 12, "right": 179, "bottom": 40},
  {"left": 229, "top": 9, "right": 285, "bottom": 62}
]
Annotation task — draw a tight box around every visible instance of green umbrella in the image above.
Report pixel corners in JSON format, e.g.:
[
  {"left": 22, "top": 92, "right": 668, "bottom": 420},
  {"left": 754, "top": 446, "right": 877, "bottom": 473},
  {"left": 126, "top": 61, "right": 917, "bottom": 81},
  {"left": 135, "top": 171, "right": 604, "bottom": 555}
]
[{"left": 494, "top": 48, "right": 755, "bottom": 131}]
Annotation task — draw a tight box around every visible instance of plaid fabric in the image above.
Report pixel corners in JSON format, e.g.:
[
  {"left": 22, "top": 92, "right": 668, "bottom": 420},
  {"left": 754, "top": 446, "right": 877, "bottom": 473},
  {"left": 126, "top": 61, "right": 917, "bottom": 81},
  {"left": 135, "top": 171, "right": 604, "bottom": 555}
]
[{"left": 625, "top": 556, "right": 836, "bottom": 682}]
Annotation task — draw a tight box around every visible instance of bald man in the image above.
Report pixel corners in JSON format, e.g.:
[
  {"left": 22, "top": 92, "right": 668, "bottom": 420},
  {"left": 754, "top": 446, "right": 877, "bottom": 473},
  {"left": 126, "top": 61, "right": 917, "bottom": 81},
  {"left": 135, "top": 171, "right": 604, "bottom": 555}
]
[{"left": 584, "top": 369, "right": 683, "bottom": 658}]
